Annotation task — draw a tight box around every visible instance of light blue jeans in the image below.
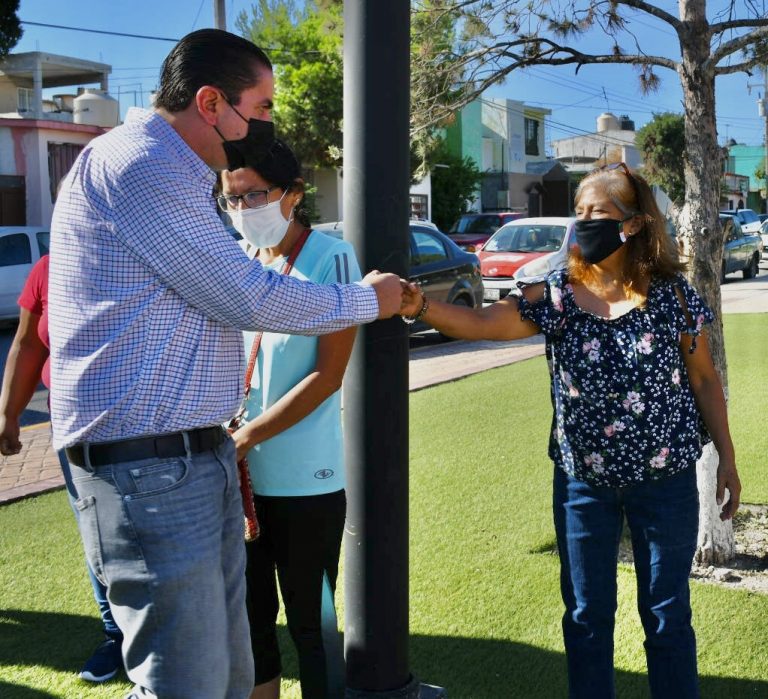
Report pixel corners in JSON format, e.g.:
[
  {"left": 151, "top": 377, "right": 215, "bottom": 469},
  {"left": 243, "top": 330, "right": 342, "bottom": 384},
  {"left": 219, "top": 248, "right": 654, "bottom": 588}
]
[
  {"left": 59, "top": 449, "right": 122, "bottom": 640},
  {"left": 69, "top": 435, "right": 254, "bottom": 699}
]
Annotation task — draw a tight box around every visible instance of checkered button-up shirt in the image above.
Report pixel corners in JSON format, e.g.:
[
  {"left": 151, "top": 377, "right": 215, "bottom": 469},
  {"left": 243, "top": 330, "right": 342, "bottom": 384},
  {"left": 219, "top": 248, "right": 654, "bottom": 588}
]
[{"left": 48, "top": 108, "right": 378, "bottom": 449}]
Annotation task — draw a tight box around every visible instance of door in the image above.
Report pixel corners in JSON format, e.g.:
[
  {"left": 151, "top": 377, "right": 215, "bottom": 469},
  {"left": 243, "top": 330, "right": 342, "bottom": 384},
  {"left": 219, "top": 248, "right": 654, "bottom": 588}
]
[{"left": 410, "top": 228, "right": 453, "bottom": 304}]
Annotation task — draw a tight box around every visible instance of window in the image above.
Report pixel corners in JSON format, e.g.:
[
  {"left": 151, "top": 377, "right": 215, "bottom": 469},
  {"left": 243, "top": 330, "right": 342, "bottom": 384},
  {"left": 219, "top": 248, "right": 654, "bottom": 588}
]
[
  {"left": 37, "top": 231, "right": 50, "bottom": 256},
  {"left": 410, "top": 194, "right": 428, "bottom": 220},
  {"left": 412, "top": 230, "right": 447, "bottom": 265},
  {"left": 0, "top": 233, "right": 32, "bottom": 266},
  {"left": 48, "top": 143, "right": 85, "bottom": 202},
  {"left": 17, "top": 87, "right": 34, "bottom": 113},
  {"left": 524, "top": 118, "right": 539, "bottom": 156}
]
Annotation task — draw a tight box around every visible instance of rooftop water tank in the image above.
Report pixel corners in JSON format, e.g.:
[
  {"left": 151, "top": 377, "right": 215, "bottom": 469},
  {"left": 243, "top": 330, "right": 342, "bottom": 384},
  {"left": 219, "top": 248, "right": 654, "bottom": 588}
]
[
  {"left": 619, "top": 114, "right": 635, "bottom": 131},
  {"left": 73, "top": 89, "right": 119, "bottom": 128},
  {"left": 52, "top": 93, "right": 76, "bottom": 113},
  {"left": 596, "top": 112, "right": 620, "bottom": 132}
]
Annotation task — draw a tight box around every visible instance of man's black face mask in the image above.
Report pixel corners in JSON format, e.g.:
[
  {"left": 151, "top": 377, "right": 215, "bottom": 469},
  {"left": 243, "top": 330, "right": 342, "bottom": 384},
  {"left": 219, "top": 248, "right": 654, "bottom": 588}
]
[{"left": 214, "top": 98, "right": 275, "bottom": 171}]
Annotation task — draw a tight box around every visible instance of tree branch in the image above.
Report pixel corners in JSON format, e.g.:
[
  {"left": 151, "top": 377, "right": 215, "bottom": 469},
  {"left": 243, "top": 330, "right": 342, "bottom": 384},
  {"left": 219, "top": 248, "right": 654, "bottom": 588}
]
[
  {"left": 708, "top": 24, "right": 768, "bottom": 67},
  {"left": 614, "top": 0, "right": 681, "bottom": 29},
  {"left": 489, "top": 37, "right": 678, "bottom": 71},
  {"left": 710, "top": 18, "right": 768, "bottom": 35},
  {"left": 715, "top": 57, "right": 767, "bottom": 76}
]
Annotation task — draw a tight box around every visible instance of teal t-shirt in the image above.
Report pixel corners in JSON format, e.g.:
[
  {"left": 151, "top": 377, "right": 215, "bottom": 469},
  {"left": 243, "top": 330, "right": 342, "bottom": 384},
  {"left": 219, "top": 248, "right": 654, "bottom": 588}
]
[{"left": 242, "top": 230, "right": 361, "bottom": 496}]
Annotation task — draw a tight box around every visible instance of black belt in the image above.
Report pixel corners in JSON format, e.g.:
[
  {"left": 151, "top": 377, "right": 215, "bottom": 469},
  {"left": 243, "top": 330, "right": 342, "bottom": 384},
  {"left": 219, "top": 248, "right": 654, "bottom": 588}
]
[{"left": 65, "top": 426, "right": 227, "bottom": 468}]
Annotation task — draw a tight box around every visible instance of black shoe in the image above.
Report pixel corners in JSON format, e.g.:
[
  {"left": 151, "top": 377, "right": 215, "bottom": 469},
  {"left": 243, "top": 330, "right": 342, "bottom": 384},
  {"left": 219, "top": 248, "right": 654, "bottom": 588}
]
[{"left": 79, "top": 636, "right": 123, "bottom": 682}]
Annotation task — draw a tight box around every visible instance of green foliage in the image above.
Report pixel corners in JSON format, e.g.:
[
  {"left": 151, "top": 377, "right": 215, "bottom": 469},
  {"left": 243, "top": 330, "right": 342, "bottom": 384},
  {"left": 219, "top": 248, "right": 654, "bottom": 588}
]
[
  {"left": 237, "top": 1, "right": 468, "bottom": 177},
  {"left": 429, "top": 146, "right": 483, "bottom": 230},
  {"left": 636, "top": 112, "right": 686, "bottom": 205},
  {"left": 236, "top": 1, "right": 343, "bottom": 168},
  {"left": 0, "top": 0, "right": 22, "bottom": 58}
]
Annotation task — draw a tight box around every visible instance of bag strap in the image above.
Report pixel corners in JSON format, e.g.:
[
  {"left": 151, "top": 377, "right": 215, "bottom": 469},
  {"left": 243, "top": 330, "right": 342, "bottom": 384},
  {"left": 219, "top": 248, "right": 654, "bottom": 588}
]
[{"left": 241, "top": 227, "right": 313, "bottom": 395}]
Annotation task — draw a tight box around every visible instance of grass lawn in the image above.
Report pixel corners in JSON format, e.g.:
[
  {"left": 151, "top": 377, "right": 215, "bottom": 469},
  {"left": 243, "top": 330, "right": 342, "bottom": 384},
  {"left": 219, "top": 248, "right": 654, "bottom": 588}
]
[{"left": 1, "top": 314, "right": 767, "bottom": 698}]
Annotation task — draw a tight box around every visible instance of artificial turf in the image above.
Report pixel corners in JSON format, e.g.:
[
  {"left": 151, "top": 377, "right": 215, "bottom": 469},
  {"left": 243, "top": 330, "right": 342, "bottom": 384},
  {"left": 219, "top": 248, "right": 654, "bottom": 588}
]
[{"left": 0, "top": 314, "right": 766, "bottom": 697}]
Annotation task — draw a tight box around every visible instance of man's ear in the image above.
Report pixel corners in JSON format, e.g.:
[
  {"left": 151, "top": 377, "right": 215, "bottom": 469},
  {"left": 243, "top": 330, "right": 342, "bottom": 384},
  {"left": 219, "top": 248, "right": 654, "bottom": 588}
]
[{"left": 195, "top": 86, "right": 224, "bottom": 126}]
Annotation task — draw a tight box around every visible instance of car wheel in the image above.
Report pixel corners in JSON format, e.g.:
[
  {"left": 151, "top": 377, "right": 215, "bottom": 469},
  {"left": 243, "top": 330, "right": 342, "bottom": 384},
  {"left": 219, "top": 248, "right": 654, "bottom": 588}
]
[
  {"left": 743, "top": 254, "right": 758, "bottom": 279},
  {"left": 438, "top": 296, "right": 471, "bottom": 342}
]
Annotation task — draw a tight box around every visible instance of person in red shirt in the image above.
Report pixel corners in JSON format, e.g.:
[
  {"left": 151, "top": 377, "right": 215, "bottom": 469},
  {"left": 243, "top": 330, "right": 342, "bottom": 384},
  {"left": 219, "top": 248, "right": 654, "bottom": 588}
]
[{"left": 0, "top": 255, "right": 124, "bottom": 682}]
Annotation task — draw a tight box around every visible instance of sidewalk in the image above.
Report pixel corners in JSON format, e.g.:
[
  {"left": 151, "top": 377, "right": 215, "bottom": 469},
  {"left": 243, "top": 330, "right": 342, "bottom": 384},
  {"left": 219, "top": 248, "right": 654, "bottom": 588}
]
[{"left": 0, "top": 336, "right": 546, "bottom": 505}]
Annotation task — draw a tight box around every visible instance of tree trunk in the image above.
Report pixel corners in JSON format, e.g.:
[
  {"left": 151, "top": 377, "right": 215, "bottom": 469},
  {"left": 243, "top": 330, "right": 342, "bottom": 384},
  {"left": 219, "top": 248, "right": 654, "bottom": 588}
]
[{"left": 677, "top": 1, "right": 734, "bottom": 565}]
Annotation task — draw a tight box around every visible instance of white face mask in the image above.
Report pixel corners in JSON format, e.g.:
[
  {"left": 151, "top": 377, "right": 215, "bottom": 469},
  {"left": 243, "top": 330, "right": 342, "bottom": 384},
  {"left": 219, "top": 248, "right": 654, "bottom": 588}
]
[{"left": 230, "top": 191, "right": 293, "bottom": 249}]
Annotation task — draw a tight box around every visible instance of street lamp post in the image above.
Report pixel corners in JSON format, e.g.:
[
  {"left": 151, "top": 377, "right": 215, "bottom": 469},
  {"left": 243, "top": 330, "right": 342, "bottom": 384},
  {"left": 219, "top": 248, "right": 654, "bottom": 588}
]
[{"left": 343, "top": 2, "right": 444, "bottom": 698}]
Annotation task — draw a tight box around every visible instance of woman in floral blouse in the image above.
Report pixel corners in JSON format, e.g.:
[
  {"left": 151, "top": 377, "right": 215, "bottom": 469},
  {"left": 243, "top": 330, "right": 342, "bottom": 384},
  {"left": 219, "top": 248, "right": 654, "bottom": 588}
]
[{"left": 401, "top": 164, "right": 740, "bottom": 699}]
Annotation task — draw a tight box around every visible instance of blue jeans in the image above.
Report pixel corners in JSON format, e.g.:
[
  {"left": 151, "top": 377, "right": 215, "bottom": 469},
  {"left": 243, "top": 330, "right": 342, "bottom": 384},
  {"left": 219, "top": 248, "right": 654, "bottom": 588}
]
[
  {"left": 69, "top": 435, "right": 254, "bottom": 699},
  {"left": 60, "top": 449, "right": 121, "bottom": 640},
  {"left": 553, "top": 465, "right": 700, "bottom": 699}
]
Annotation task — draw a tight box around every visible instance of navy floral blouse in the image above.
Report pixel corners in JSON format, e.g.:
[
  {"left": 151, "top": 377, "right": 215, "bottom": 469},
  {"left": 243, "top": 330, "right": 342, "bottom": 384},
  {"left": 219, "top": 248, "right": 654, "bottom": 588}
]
[{"left": 517, "top": 270, "right": 714, "bottom": 487}]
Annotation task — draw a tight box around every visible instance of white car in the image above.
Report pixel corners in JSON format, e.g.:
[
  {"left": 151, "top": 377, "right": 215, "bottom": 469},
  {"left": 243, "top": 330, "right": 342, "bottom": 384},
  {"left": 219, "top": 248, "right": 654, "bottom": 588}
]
[
  {"left": 0, "top": 226, "right": 50, "bottom": 321},
  {"left": 507, "top": 217, "right": 577, "bottom": 285},
  {"left": 760, "top": 218, "right": 768, "bottom": 260}
]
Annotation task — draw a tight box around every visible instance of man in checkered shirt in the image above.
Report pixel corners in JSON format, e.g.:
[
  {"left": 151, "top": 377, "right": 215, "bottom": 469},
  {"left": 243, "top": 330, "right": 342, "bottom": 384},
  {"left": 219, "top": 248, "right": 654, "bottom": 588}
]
[{"left": 48, "top": 29, "right": 402, "bottom": 699}]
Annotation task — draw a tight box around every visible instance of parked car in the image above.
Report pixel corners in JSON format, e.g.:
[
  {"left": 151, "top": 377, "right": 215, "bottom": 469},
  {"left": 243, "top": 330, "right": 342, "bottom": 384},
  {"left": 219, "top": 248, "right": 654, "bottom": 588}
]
[
  {"left": 0, "top": 226, "right": 50, "bottom": 321},
  {"left": 760, "top": 218, "right": 768, "bottom": 260},
  {"left": 314, "top": 221, "right": 484, "bottom": 335},
  {"left": 479, "top": 217, "right": 576, "bottom": 301},
  {"left": 720, "top": 208, "right": 762, "bottom": 235},
  {"left": 720, "top": 214, "right": 761, "bottom": 281},
  {"left": 448, "top": 211, "right": 526, "bottom": 252}
]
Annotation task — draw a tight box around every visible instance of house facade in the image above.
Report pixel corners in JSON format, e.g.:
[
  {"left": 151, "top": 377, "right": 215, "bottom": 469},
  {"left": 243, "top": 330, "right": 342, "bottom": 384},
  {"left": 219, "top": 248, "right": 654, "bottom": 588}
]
[
  {"left": 0, "top": 52, "right": 117, "bottom": 226},
  {"left": 551, "top": 112, "right": 641, "bottom": 173},
  {"left": 444, "top": 97, "right": 569, "bottom": 217},
  {"left": 724, "top": 143, "right": 766, "bottom": 213}
]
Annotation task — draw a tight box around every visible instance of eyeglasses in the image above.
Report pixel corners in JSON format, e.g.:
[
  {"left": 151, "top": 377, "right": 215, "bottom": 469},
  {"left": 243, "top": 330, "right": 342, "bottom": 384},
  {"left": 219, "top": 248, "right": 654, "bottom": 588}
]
[
  {"left": 599, "top": 162, "right": 641, "bottom": 211},
  {"left": 216, "top": 186, "right": 280, "bottom": 212}
]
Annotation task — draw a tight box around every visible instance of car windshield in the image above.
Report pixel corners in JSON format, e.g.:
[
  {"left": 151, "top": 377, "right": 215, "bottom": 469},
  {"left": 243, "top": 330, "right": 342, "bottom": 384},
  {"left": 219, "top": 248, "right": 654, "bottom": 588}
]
[
  {"left": 451, "top": 215, "right": 500, "bottom": 235},
  {"left": 739, "top": 210, "right": 759, "bottom": 224},
  {"left": 484, "top": 224, "right": 567, "bottom": 253}
]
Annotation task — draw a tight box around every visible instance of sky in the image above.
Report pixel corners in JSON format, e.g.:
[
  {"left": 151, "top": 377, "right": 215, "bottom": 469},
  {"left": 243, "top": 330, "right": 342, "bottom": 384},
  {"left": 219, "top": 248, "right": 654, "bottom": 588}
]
[{"left": 14, "top": 0, "right": 768, "bottom": 153}]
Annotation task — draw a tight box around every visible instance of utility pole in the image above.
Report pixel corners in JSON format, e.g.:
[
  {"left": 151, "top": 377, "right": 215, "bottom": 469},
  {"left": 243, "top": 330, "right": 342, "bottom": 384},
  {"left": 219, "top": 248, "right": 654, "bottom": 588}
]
[
  {"left": 750, "top": 67, "right": 768, "bottom": 213},
  {"left": 213, "top": 0, "right": 226, "bottom": 31},
  {"left": 763, "top": 67, "right": 768, "bottom": 214}
]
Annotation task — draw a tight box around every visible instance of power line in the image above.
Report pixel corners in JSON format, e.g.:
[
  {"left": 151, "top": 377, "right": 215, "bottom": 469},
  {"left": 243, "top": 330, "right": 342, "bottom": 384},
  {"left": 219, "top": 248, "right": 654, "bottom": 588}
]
[{"left": 20, "top": 20, "right": 179, "bottom": 43}]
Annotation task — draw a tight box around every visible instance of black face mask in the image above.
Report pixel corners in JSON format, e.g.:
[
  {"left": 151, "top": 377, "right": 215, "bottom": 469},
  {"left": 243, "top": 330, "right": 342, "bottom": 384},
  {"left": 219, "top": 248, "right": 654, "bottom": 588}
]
[
  {"left": 214, "top": 99, "right": 275, "bottom": 171},
  {"left": 574, "top": 217, "right": 631, "bottom": 264}
]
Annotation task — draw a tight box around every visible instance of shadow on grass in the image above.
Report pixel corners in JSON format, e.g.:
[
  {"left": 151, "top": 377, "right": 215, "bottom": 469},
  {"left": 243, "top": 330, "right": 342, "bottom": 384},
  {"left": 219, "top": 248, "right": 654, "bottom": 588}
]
[
  {"left": 410, "top": 633, "right": 768, "bottom": 699},
  {"left": 0, "top": 608, "right": 104, "bottom": 675},
  {"left": 1, "top": 610, "right": 766, "bottom": 698},
  {"left": 0, "top": 683, "right": 57, "bottom": 699}
]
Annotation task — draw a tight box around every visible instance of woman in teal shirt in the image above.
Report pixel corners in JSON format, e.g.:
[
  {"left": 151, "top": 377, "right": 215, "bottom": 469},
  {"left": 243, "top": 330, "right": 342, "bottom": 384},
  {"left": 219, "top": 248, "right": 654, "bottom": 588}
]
[{"left": 220, "top": 140, "right": 358, "bottom": 699}]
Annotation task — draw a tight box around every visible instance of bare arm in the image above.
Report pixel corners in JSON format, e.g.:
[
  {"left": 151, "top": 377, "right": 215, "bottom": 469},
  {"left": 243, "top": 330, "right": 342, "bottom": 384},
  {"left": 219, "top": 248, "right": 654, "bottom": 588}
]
[
  {"left": 400, "top": 283, "right": 542, "bottom": 341},
  {"left": 0, "top": 309, "right": 48, "bottom": 455},
  {"left": 231, "top": 326, "right": 357, "bottom": 461},
  {"left": 680, "top": 330, "right": 740, "bottom": 520}
]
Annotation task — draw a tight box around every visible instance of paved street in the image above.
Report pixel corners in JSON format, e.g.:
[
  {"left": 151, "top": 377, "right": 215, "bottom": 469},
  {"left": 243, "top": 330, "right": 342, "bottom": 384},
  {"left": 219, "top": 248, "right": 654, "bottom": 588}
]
[{"left": 1, "top": 259, "right": 767, "bottom": 504}]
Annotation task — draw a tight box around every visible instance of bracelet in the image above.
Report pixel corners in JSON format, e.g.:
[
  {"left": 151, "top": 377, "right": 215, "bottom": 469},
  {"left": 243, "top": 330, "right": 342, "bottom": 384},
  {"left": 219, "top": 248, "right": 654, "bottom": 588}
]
[{"left": 401, "top": 292, "right": 430, "bottom": 324}]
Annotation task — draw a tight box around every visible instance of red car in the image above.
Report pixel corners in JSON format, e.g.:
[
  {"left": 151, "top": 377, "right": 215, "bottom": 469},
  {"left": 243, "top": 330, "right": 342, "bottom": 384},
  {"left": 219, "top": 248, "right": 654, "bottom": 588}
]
[
  {"left": 479, "top": 217, "right": 576, "bottom": 301},
  {"left": 448, "top": 212, "right": 526, "bottom": 252}
]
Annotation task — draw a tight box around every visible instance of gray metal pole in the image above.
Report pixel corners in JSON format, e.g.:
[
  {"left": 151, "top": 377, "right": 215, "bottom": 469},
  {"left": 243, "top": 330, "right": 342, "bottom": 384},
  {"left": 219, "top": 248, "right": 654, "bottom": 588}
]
[
  {"left": 213, "top": 0, "right": 226, "bottom": 30},
  {"left": 342, "top": 0, "right": 415, "bottom": 696}
]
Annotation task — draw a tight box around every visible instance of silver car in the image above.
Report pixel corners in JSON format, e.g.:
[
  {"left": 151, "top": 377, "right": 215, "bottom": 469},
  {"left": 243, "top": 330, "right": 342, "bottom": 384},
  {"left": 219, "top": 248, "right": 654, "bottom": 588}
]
[{"left": 0, "top": 227, "right": 50, "bottom": 321}]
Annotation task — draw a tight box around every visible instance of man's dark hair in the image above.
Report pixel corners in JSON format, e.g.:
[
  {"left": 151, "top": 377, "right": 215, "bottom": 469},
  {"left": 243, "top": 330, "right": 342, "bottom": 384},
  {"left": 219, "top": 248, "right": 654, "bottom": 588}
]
[{"left": 154, "top": 29, "right": 272, "bottom": 112}]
